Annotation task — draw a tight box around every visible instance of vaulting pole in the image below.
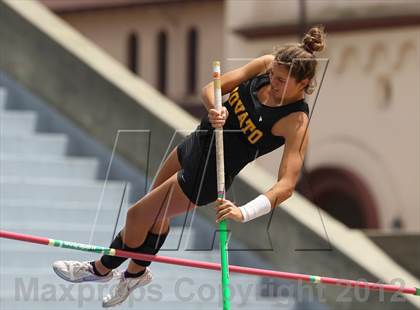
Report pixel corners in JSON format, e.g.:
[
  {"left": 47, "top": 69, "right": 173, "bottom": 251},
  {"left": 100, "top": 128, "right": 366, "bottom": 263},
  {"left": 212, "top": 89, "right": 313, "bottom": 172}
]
[{"left": 212, "top": 60, "right": 231, "bottom": 310}]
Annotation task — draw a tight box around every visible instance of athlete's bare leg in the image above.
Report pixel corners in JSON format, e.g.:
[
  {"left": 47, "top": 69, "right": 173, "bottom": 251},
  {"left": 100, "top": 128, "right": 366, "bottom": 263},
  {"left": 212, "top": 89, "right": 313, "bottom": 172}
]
[{"left": 94, "top": 147, "right": 196, "bottom": 275}]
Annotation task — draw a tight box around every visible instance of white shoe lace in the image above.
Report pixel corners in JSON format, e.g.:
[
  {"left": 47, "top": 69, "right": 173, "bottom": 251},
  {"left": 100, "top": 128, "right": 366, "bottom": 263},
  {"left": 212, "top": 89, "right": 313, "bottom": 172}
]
[{"left": 71, "top": 262, "right": 91, "bottom": 276}]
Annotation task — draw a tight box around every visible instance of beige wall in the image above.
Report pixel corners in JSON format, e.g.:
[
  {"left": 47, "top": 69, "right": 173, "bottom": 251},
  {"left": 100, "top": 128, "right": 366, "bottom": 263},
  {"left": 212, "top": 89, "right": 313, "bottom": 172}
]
[
  {"left": 225, "top": 0, "right": 420, "bottom": 231},
  {"left": 225, "top": 0, "right": 419, "bottom": 30},
  {"left": 54, "top": 1, "right": 224, "bottom": 106},
  {"left": 225, "top": 0, "right": 298, "bottom": 29},
  {"left": 305, "top": 28, "right": 419, "bottom": 232}
]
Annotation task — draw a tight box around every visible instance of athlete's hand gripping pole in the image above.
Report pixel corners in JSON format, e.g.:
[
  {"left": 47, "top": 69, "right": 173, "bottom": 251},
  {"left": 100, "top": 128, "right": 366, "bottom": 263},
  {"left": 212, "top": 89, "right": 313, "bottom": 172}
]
[{"left": 212, "top": 61, "right": 231, "bottom": 310}]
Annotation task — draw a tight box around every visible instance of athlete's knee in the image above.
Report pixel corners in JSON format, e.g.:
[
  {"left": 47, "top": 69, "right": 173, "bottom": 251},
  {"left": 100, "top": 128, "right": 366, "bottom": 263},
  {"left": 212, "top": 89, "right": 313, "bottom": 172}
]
[
  {"left": 126, "top": 201, "right": 152, "bottom": 220},
  {"left": 127, "top": 205, "right": 140, "bottom": 219}
]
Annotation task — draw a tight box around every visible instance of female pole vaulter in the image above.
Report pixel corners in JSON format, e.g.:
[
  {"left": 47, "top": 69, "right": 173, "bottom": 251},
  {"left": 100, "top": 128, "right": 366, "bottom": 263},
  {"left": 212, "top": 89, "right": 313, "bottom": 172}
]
[{"left": 53, "top": 25, "right": 327, "bottom": 308}]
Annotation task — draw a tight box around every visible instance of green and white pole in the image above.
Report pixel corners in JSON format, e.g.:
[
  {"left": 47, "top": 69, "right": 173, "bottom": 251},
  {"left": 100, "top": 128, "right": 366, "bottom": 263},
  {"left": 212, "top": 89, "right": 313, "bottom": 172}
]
[{"left": 212, "top": 60, "right": 231, "bottom": 310}]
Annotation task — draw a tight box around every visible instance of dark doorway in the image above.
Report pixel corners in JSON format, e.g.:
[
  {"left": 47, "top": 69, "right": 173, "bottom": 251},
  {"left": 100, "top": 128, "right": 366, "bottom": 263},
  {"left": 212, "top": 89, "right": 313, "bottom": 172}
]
[{"left": 297, "top": 166, "right": 379, "bottom": 229}]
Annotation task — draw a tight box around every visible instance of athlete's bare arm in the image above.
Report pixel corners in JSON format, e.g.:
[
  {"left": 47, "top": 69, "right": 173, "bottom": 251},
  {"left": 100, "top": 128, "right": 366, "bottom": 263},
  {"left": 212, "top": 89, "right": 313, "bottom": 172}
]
[
  {"left": 201, "top": 54, "right": 274, "bottom": 111},
  {"left": 265, "top": 113, "right": 310, "bottom": 208}
]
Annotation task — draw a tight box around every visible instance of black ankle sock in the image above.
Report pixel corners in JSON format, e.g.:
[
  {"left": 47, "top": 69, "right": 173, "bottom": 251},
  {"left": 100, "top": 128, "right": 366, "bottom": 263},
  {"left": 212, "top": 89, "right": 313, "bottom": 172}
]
[
  {"left": 124, "top": 269, "right": 146, "bottom": 278},
  {"left": 89, "top": 261, "right": 110, "bottom": 277}
]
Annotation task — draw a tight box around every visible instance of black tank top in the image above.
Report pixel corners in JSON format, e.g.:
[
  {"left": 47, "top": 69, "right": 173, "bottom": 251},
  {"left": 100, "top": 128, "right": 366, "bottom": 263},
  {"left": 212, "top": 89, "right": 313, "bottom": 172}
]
[{"left": 198, "top": 73, "right": 309, "bottom": 177}]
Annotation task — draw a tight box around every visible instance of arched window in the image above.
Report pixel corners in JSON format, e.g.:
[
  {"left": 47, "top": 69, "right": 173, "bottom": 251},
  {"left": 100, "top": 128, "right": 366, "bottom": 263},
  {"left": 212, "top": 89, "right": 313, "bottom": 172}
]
[
  {"left": 127, "top": 32, "right": 139, "bottom": 75},
  {"left": 186, "top": 27, "right": 198, "bottom": 95},
  {"left": 297, "top": 167, "right": 379, "bottom": 229},
  {"left": 157, "top": 31, "right": 168, "bottom": 94}
]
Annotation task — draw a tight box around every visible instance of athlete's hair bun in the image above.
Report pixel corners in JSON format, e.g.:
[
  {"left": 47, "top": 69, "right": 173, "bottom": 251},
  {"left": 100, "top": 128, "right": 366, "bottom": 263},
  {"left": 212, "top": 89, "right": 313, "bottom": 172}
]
[{"left": 301, "top": 25, "right": 326, "bottom": 54}]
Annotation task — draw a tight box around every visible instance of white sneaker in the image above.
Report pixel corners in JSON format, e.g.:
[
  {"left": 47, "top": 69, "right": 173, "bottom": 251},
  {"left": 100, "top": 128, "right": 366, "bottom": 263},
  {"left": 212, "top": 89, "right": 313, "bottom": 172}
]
[
  {"left": 53, "top": 260, "right": 113, "bottom": 283},
  {"left": 102, "top": 268, "right": 153, "bottom": 308}
]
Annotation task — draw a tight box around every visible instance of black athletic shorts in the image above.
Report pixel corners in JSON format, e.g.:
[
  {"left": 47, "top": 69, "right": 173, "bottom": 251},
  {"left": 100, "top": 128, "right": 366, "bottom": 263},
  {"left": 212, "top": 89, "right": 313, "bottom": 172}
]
[{"left": 176, "top": 126, "right": 233, "bottom": 206}]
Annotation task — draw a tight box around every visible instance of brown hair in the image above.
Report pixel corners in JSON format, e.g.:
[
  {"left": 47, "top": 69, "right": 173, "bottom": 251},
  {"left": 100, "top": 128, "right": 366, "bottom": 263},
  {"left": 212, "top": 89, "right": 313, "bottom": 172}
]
[{"left": 272, "top": 25, "right": 327, "bottom": 95}]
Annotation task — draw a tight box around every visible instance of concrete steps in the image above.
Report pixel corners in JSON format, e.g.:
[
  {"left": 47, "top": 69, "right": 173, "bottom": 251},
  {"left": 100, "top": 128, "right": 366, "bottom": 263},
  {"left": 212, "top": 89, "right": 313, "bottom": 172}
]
[
  {"left": 0, "top": 86, "right": 7, "bottom": 110},
  {"left": 0, "top": 133, "right": 69, "bottom": 156},
  {"left": 0, "top": 201, "right": 119, "bottom": 223},
  {"left": 0, "top": 110, "right": 38, "bottom": 134},
  {"left": 0, "top": 177, "right": 127, "bottom": 203},
  {"left": 0, "top": 154, "right": 99, "bottom": 179}
]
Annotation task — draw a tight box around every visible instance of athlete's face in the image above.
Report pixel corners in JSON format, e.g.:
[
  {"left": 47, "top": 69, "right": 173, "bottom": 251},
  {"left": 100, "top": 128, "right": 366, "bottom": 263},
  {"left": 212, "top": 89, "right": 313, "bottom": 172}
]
[{"left": 269, "top": 62, "right": 309, "bottom": 104}]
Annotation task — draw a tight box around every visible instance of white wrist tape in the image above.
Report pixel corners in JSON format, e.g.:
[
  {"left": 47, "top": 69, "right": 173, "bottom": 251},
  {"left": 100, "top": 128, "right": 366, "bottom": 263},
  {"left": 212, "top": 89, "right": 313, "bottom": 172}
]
[{"left": 239, "top": 194, "right": 272, "bottom": 222}]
